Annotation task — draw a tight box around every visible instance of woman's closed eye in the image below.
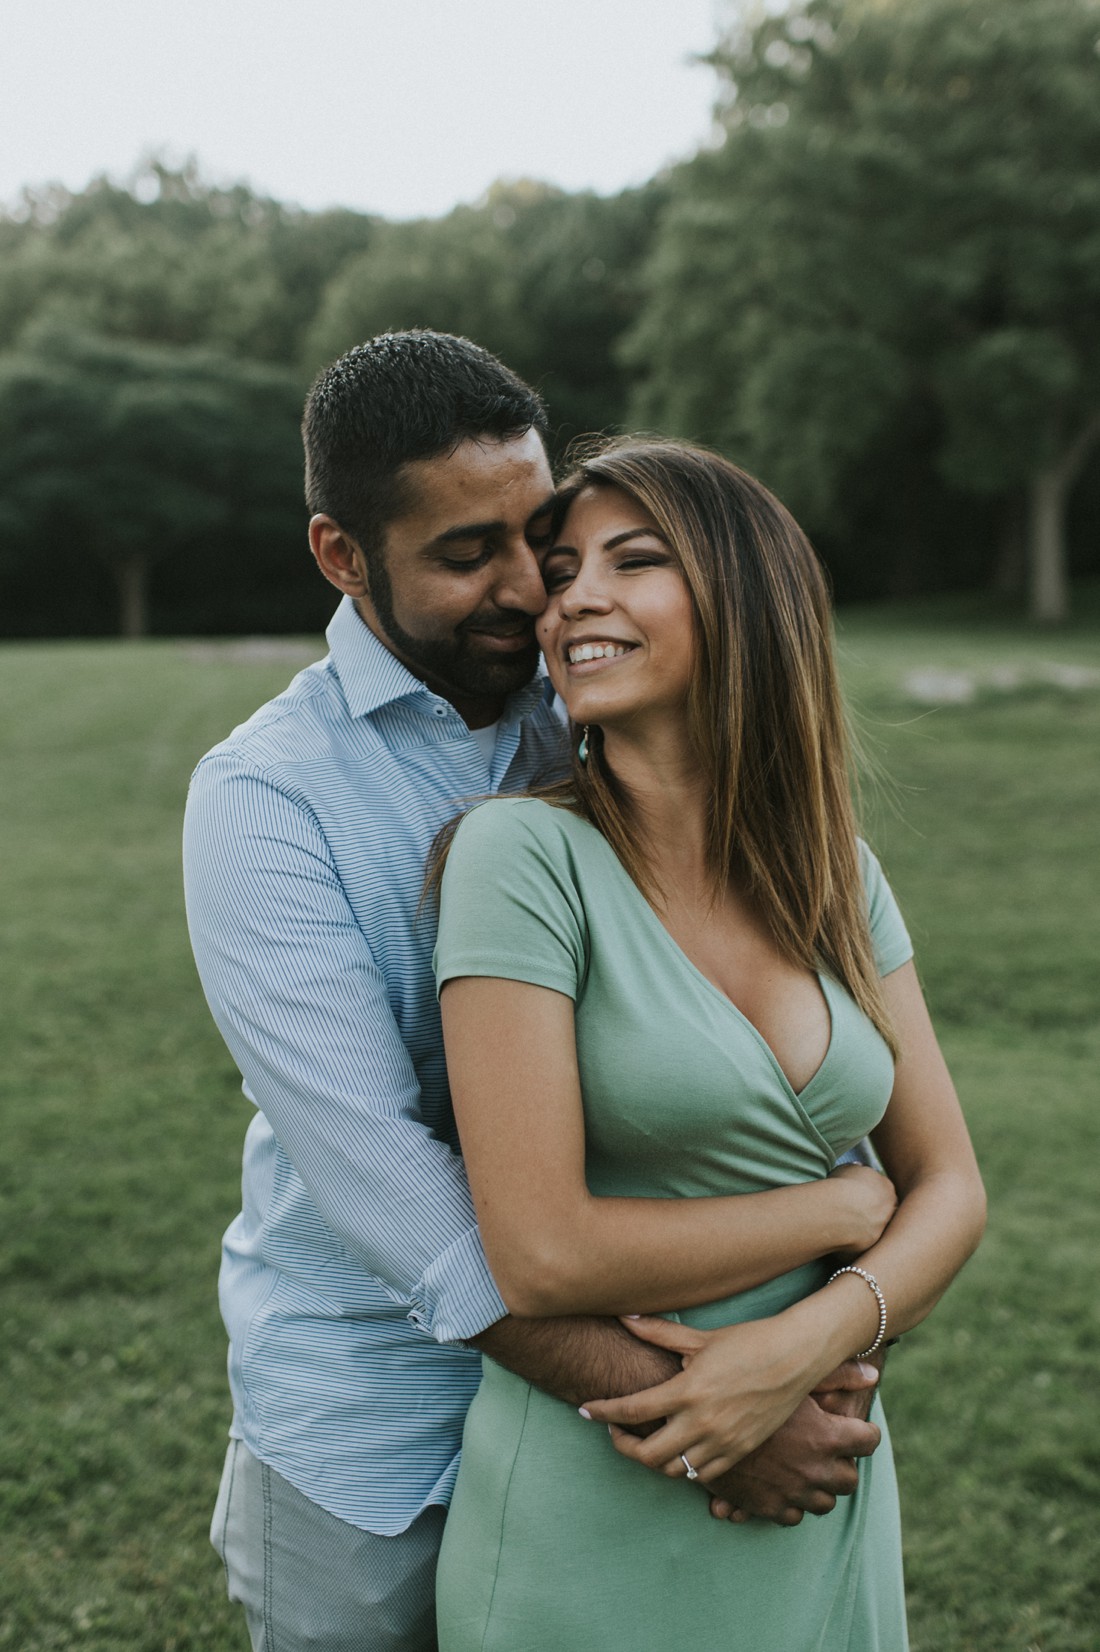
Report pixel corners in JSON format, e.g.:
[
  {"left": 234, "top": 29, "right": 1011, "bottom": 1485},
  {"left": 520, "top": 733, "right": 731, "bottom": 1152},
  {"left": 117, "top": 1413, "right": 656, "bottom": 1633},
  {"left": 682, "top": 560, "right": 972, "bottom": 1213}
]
[
  {"left": 542, "top": 556, "right": 577, "bottom": 593},
  {"left": 616, "top": 554, "right": 670, "bottom": 572},
  {"left": 542, "top": 552, "right": 670, "bottom": 593}
]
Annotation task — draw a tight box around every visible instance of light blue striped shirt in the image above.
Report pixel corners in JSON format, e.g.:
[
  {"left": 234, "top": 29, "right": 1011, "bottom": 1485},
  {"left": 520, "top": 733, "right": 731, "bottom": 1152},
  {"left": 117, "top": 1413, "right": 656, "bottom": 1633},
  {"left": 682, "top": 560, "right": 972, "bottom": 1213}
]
[{"left": 183, "top": 595, "right": 567, "bottom": 1534}]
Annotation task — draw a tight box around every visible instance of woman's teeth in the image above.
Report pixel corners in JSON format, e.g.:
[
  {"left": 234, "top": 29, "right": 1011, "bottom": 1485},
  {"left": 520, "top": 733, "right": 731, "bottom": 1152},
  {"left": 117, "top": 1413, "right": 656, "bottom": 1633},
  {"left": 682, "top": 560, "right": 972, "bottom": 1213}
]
[{"left": 567, "top": 642, "right": 630, "bottom": 664}]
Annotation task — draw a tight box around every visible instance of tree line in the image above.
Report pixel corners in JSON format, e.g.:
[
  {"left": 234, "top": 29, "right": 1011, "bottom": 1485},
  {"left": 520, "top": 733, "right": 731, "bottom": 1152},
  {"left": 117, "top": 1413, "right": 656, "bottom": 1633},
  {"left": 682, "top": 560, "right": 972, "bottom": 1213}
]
[{"left": 1, "top": 0, "right": 1097, "bottom": 638}]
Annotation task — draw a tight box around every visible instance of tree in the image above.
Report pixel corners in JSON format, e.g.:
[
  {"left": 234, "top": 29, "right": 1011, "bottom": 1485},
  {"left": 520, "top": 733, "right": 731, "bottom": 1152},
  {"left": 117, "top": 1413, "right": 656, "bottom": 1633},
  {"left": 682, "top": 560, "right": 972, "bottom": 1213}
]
[
  {"left": 0, "top": 161, "right": 377, "bottom": 367},
  {"left": 305, "top": 179, "right": 666, "bottom": 450},
  {"left": 628, "top": 0, "right": 1100, "bottom": 618},
  {"left": 0, "top": 326, "right": 305, "bottom": 637}
]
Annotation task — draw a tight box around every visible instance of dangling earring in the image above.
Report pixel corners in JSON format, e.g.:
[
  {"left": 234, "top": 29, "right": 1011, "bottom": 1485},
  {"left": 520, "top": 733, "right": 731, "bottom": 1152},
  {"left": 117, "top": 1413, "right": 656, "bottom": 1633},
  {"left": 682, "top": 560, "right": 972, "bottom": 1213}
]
[{"left": 577, "top": 726, "right": 590, "bottom": 764}]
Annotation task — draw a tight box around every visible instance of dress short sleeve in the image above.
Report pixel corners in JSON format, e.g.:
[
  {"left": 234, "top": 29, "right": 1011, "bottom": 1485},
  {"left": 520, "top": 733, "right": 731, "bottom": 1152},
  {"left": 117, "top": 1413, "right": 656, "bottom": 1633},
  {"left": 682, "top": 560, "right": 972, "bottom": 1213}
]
[
  {"left": 434, "top": 799, "right": 587, "bottom": 1000},
  {"left": 857, "top": 840, "right": 914, "bottom": 977}
]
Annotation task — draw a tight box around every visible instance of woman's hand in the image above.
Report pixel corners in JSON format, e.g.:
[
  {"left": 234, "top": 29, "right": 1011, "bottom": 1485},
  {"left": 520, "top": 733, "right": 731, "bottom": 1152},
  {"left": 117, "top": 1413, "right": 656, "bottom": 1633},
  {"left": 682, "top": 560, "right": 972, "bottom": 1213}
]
[
  {"left": 578, "top": 1313, "right": 820, "bottom": 1484},
  {"left": 826, "top": 1163, "right": 897, "bottom": 1257}
]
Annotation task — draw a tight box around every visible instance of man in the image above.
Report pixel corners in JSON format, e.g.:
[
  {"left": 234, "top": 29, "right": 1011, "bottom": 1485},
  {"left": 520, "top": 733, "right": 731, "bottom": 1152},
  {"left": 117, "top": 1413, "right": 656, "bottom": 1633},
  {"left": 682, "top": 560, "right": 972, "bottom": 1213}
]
[{"left": 184, "top": 330, "right": 882, "bottom": 1652}]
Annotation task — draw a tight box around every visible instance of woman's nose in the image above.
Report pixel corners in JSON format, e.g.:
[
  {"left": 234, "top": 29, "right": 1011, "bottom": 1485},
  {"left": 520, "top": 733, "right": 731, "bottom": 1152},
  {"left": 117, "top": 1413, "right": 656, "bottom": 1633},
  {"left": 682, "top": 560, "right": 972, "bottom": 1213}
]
[{"left": 559, "top": 565, "right": 612, "bottom": 616}]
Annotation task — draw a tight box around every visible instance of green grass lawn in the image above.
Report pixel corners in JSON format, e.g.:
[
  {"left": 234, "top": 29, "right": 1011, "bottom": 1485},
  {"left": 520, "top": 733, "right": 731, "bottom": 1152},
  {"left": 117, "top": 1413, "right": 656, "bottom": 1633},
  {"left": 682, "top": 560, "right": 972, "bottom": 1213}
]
[{"left": 1, "top": 604, "right": 1098, "bottom": 1651}]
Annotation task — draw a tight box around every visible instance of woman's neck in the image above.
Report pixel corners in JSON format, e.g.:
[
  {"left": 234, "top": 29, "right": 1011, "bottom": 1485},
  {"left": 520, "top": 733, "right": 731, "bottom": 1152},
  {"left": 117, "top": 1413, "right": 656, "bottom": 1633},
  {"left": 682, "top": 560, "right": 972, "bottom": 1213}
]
[{"left": 600, "top": 721, "right": 712, "bottom": 897}]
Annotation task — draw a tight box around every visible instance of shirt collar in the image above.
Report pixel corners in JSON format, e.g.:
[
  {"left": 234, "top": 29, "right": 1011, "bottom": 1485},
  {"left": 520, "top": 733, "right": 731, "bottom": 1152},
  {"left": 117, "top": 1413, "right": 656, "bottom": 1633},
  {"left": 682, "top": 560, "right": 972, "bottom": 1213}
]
[{"left": 325, "top": 595, "right": 554, "bottom": 723}]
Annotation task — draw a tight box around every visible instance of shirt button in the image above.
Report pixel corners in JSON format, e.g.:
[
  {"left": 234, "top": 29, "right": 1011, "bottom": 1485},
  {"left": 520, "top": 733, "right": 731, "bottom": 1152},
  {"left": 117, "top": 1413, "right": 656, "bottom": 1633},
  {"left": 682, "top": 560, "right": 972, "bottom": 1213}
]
[{"left": 434, "top": 706, "right": 447, "bottom": 717}]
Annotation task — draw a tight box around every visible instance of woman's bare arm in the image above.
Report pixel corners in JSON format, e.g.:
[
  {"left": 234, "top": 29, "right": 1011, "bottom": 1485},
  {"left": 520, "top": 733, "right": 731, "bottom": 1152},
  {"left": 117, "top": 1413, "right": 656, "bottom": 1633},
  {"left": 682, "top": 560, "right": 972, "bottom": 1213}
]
[
  {"left": 439, "top": 974, "right": 896, "bottom": 1318},
  {"left": 579, "top": 961, "right": 987, "bottom": 1480}
]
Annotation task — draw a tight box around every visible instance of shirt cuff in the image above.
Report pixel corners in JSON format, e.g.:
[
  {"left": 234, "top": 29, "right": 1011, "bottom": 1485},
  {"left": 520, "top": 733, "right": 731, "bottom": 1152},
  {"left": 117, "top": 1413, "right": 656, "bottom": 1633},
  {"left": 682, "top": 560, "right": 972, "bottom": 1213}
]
[{"left": 406, "top": 1223, "right": 507, "bottom": 1345}]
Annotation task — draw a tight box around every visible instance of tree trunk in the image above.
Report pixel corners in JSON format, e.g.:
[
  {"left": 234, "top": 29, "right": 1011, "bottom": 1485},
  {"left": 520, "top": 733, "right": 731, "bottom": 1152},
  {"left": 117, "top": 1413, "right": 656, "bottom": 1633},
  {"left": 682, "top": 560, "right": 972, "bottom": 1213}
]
[
  {"left": 113, "top": 552, "right": 150, "bottom": 639},
  {"left": 1027, "top": 412, "right": 1100, "bottom": 625},
  {"left": 1027, "top": 467, "right": 1068, "bottom": 624}
]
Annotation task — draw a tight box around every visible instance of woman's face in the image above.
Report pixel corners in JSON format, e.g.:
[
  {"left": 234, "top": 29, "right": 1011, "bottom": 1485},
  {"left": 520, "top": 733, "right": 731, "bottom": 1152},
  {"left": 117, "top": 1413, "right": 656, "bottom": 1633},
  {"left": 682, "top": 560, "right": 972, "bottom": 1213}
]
[{"left": 537, "top": 483, "right": 696, "bottom": 736}]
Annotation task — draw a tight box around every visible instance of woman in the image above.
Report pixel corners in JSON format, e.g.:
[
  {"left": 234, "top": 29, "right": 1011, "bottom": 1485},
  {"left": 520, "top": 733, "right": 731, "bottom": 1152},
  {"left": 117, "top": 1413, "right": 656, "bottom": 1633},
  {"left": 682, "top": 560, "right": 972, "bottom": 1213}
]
[{"left": 431, "top": 440, "right": 985, "bottom": 1650}]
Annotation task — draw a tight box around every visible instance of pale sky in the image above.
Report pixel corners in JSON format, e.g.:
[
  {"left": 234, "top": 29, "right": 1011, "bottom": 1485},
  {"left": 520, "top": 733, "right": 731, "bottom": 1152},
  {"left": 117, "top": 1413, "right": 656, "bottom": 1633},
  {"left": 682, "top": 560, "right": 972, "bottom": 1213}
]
[{"left": 2, "top": 0, "right": 727, "bottom": 220}]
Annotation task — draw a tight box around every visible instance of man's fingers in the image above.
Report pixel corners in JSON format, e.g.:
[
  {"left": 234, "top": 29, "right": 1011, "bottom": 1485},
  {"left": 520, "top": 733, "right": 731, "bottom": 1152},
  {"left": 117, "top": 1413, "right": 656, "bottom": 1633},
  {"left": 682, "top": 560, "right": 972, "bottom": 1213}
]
[
  {"left": 710, "top": 1473, "right": 818, "bottom": 1527},
  {"left": 812, "top": 1359, "right": 879, "bottom": 1395},
  {"left": 815, "top": 1410, "right": 881, "bottom": 1457},
  {"left": 845, "top": 1419, "right": 881, "bottom": 1459}
]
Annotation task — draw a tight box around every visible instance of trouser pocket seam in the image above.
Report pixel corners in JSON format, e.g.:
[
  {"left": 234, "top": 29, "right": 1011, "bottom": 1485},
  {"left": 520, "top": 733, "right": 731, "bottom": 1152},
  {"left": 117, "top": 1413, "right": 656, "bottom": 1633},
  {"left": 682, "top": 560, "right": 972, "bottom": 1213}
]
[
  {"left": 217, "top": 1440, "right": 239, "bottom": 1589},
  {"left": 262, "top": 1459, "right": 276, "bottom": 1652}
]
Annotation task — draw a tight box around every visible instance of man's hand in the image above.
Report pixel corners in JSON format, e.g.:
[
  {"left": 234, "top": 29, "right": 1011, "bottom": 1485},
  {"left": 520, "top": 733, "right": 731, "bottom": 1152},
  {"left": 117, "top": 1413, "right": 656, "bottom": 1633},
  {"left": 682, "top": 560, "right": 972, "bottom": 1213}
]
[
  {"left": 573, "top": 1316, "right": 884, "bottom": 1526},
  {"left": 706, "top": 1361, "right": 882, "bottom": 1525},
  {"left": 811, "top": 1349, "right": 887, "bottom": 1420}
]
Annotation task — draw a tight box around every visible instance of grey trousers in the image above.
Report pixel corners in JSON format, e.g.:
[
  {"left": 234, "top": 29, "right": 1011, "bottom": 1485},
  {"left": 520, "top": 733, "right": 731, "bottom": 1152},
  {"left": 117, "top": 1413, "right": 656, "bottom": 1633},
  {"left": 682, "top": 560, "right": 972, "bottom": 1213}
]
[{"left": 211, "top": 1439, "right": 446, "bottom": 1652}]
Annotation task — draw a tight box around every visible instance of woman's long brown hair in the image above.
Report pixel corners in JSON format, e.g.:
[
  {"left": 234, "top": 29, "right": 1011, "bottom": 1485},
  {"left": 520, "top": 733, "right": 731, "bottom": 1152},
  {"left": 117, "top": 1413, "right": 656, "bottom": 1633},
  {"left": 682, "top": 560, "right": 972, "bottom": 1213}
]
[{"left": 431, "top": 436, "right": 896, "bottom": 1055}]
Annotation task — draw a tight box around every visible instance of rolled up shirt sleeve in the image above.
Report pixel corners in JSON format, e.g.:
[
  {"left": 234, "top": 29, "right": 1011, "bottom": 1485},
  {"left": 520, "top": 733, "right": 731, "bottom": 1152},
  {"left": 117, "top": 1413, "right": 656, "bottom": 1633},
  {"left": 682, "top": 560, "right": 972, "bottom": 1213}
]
[{"left": 183, "top": 752, "right": 506, "bottom": 1345}]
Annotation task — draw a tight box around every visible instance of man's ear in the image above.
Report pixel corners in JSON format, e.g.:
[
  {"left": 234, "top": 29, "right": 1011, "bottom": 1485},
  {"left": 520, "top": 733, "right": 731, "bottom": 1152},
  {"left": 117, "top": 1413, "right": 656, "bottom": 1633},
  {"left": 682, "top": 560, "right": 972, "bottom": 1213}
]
[{"left": 309, "top": 515, "right": 370, "bottom": 598}]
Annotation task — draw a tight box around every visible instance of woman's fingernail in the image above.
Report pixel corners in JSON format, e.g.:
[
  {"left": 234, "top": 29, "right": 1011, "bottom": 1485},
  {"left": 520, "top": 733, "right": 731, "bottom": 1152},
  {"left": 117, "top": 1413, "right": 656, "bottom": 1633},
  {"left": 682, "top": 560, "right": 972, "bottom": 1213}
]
[
  {"left": 858, "top": 1362, "right": 879, "bottom": 1382},
  {"left": 624, "top": 1314, "right": 641, "bottom": 1320},
  {"left": 578, "top": 1407, "right": 592, "bottom": 1419}
]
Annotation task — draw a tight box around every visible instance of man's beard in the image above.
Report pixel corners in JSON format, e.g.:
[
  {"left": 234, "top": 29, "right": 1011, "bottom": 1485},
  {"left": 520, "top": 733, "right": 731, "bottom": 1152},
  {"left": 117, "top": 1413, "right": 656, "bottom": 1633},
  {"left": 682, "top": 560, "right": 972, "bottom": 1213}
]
[{"left": 368, "top": 558, "right": 540, "bottom": 700}]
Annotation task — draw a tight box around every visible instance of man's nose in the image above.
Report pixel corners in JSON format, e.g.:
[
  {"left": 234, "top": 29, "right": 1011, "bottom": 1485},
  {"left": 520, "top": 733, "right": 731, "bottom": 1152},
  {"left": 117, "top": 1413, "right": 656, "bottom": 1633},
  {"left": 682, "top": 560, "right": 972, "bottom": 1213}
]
[{"left": 494, "top": 542, "right": 548, "bottom": 615}]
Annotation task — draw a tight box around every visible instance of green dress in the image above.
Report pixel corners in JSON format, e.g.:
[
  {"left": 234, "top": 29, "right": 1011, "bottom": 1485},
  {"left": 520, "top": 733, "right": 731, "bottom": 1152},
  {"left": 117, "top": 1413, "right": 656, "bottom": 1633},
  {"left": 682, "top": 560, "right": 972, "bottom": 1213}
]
[{"left": 433, "top": 799, "right": 912, "bottom": 1652}]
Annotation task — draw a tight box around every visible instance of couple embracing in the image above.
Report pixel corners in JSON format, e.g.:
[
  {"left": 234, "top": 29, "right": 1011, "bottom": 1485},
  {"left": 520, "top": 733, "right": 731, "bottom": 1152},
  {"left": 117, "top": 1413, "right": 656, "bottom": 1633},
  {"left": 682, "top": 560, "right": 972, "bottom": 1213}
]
[{"left": 183, "top": 330, "right": 985, "bottom": 1651}]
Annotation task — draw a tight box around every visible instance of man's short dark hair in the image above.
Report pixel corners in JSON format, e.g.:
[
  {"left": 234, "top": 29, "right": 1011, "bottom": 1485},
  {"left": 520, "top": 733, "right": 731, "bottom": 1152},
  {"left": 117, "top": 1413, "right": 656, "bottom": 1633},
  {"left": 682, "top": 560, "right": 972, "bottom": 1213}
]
[{"left": 302, "top": 330, "right": 548, "bottom": 561}]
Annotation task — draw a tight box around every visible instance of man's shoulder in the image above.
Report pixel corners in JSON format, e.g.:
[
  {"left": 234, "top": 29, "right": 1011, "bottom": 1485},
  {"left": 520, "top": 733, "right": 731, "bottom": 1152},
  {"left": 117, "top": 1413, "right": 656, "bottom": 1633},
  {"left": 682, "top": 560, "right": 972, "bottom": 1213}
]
[{"left": 191, "top": 657, "right": 350, "bottom": 783}]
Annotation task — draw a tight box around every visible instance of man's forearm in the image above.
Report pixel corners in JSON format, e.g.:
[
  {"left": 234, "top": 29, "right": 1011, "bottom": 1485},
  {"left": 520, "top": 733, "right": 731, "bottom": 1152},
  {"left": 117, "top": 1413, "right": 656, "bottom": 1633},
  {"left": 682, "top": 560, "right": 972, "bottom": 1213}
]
[{"left": 471, "top": 1314, "right": 680, "bottom": 1406}]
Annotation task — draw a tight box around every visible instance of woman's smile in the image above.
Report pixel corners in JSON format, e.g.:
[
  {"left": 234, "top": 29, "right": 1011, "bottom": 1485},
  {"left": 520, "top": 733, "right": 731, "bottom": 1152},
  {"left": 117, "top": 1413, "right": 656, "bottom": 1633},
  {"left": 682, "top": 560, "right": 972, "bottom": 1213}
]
[{"left": 563, "top": 638, "right": 638, "bottom": 672}]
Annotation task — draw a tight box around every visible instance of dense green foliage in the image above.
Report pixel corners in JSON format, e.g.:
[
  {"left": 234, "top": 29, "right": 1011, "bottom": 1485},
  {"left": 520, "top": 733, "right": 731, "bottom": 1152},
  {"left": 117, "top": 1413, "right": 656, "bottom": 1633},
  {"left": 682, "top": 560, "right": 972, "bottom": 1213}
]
[
  {"left": 1, "top": 2, "right": 1098, "bottom": 636},
  {"left": 305, "top": 179, "right": 665, "bottom": 447},
  {"left": 628, "top": 0, "right": 1100, "bottom": 618},
  {"left": 0, "top": 166, "right": 661, "bottom": 637},
  {"left": 0, "top": 161, "right": 377, "bottom": 364},
  {"left": 0, "top": 327, "right": 314, "bottom": 638},
  {"left": 1, "top": 611, "right": 1098, "bottom": 1648}
]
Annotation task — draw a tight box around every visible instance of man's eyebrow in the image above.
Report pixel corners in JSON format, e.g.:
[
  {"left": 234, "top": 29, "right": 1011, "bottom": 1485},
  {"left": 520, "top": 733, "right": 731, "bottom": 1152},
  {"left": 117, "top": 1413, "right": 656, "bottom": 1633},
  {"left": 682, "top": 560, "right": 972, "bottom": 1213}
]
[
  {"left": 430, "top": 520, "right": 505, "bottom": 547},
  {"left": 428, "top": 493, "right": 558, "bottom": 550}
]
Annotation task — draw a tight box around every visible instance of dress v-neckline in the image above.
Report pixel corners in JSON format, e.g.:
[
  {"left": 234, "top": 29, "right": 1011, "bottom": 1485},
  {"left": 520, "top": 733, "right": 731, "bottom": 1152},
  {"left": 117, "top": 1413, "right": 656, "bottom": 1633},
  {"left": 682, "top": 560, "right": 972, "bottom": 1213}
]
[{"left": 595, "top": 833, "right": 836, "bottom": 1103}]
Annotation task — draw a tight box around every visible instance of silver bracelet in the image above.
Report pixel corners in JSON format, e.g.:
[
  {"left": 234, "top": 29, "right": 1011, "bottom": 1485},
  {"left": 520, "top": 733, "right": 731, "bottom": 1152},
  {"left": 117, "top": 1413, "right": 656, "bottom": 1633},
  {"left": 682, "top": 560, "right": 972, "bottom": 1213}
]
[{"left": 827, "top": 1265, "right": 888, "bottom": 1357}]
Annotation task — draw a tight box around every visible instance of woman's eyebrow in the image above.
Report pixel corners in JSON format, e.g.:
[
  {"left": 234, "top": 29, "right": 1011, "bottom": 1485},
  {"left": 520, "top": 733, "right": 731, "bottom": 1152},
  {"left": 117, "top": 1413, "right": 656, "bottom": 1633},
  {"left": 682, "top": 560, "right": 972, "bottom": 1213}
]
[
  {"left": 603, "top": 527, "right": 667, "bottom": 550},
  {"left": 545, "top": 527, "right": 665, "bottom": 559}
]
